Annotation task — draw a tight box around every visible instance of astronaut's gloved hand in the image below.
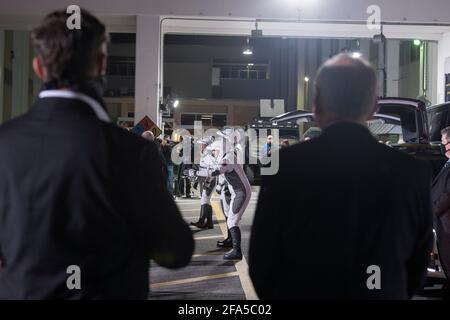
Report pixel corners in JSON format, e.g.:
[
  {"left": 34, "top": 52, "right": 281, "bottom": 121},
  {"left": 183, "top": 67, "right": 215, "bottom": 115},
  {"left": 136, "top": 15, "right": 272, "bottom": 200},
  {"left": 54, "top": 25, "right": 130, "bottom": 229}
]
[
  {"left": 183, "top": 169, "right": 197, "bottom": 177},
  {"left": 215, "top": 184, "right": 223, "bottom": 195}
]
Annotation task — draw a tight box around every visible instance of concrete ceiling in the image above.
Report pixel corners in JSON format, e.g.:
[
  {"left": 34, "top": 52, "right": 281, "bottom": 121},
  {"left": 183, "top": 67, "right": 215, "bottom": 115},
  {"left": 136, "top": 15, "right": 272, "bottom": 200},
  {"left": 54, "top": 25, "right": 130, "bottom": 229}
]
[
  {"left": 1, "top": 0, "right": 450, "bottom": 41},
  {"left": 1, "top": 0, "right": 450, "bottom": 24}
]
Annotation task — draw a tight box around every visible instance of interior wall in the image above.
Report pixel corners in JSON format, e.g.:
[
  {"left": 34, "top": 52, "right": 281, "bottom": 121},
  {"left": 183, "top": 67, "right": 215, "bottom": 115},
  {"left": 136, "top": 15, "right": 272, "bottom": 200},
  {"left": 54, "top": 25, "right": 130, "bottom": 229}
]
[
  {"left": 437, "top": 31, "right": 450, "bottom": 104},
  {"left": 174, "top": 99, "right": 259, "bottom": 127},
  {"left": 399, "top": 61, "right": 420, "bottom": 100},
  {"left": 164, "top": 62, "right": 212, "bottom": 98}
]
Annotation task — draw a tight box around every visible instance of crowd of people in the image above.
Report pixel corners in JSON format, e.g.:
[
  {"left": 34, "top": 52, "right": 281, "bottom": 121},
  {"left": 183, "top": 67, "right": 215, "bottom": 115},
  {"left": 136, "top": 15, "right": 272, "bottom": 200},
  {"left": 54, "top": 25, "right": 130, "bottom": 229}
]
[{"left": 0, "top": 8, "right": 449, "bottom": 300}]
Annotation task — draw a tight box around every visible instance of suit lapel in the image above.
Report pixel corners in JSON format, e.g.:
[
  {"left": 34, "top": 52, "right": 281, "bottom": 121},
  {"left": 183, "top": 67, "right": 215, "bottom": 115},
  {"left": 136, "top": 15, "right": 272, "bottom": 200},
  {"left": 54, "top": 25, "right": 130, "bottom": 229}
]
[{"left": 433, "top": 164, "right": 450, "bottom": 187}]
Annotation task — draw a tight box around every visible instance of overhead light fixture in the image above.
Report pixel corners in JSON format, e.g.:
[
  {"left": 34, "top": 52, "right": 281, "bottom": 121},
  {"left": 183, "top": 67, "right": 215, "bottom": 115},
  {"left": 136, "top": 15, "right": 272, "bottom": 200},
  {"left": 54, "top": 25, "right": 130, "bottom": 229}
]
[
  {"left": 173, "top": 100, "right": 179, "bottom": 108},
  {"left": 352, "top": 52, "right": 362, "bottom": 58},
  {"left": 243, "top": 37, "right": 253, "bottom": 55},
  {"left": 413, "top": 39, "right": 422, "bottom": 46},
  {"left": 248, "top": 63, "right": 254, "bottom": 66},
  {"left": 304, "top": 76, "right": 310, "bottom": 82}
]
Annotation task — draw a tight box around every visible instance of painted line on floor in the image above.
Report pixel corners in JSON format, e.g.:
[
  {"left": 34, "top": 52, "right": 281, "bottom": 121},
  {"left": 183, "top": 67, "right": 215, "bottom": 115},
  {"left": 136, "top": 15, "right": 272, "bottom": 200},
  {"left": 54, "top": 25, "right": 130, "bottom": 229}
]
[
  {"left": 184, "top": 216, "right": 200, "bottom": 220},
  {"left": 194, "top": 235, "right": 224, "bottom": 240},
  {"left": 192, "top": 252, "right": 226, "bottom": 258},
  {"left": 211, "top": 201, "right": 259, "bottom": 300},
  {"left": 150, "top": 272, "right": 239, "bottom": 289}
]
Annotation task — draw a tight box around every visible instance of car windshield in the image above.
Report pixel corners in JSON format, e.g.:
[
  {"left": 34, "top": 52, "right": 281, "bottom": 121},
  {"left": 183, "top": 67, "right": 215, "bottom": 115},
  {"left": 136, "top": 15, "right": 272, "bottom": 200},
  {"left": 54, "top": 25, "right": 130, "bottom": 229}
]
[
  {"left": 377, "top": 103, "right": 420, "bottom": 142},
  {"left": 292, "top": 116, "right": 404, "bottom": 144},
  {"left": 250, "top": 103, "right": 420, "bottom": 154},
  {"left": 366, "top": 117, "right": 403, "bottom": 144}
]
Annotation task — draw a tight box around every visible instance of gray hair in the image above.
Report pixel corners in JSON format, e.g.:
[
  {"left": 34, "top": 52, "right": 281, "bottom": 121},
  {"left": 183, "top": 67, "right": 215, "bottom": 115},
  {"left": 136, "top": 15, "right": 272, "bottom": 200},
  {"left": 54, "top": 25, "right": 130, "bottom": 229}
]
[
  {"left": 314, "top": 53, "right": 377, "bottom": 120},
  {"left": 441, "top": 126, "right": 450, "bottom": 138},
  {"left": 141, "top": 130, "right": 155, "bottom": 142}
]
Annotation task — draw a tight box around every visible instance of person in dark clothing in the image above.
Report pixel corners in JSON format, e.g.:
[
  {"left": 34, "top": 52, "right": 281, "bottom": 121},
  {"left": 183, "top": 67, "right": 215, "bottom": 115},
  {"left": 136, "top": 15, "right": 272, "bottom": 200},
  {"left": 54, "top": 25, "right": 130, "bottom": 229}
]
[
  {"left": 161, "top": 135, "right": 175, "bottom": 196},
  {"left": 177, "top": 136, "right": 194, "bottom": 198},
  {"left": 142, "top": 131, "right": 168, "bottom": 180},
  {"left": 0, "top": 9, "right": 194, "bottom": 300},
  {"left": 249, "top": 53, "right": 433, "bottom": 300},
  {"left": 431, "top": 126, "right": 450, "bottom": 282}
]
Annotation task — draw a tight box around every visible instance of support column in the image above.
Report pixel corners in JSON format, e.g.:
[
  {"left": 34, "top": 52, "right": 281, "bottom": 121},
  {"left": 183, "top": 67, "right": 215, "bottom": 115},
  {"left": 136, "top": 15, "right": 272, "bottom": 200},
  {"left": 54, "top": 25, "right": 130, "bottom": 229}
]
[
  {"left": 296, "top": 39, "right": 306, "bottom": 110},
  {"left": 306, "top": 39, "right": 319, "bottom": 110},
  {"left": 11, "top": 31, "right": 30, "bottom": 118},
  {"left": 386, "top": 40, "right": 400, "bottom": 97},
  {"left": 286, "top": 38, "right": 298, "bottom": 112},
  {"left": 134, "top": 15, "right": 161, "bottom": 126},
  {"left": 428, "top": 42, "right": 438, "bottom": 105},
  {"left": 437, "top": 31, "right": 450, "bottom": 104}
]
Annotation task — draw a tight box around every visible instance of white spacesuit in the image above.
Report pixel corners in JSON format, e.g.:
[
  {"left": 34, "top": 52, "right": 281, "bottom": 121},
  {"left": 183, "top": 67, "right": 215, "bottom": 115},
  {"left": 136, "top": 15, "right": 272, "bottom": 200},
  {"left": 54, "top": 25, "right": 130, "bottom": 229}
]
[
  {"left": 186, "top": 129, "right": 251, "bottom": 260},
  {"left": 215, "top": 175, "right": 232, "bottom": 248},
  {"left": 190, "top": 136, "right": 217, "bottom": 229}
]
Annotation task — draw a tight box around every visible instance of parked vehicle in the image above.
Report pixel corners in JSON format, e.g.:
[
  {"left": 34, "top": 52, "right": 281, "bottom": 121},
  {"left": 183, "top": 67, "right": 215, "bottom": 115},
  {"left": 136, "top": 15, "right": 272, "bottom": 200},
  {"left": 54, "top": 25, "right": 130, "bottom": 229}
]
[{"left": 428, "top": 102, "right": 450, "bottom": 142}]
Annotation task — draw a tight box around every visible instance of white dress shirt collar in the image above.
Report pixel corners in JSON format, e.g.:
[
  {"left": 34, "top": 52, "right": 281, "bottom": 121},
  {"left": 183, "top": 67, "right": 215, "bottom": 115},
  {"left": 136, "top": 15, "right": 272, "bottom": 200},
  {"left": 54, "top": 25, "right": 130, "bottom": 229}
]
[{"left": 38, "top": 90, "right": 110, "bottom": 123}]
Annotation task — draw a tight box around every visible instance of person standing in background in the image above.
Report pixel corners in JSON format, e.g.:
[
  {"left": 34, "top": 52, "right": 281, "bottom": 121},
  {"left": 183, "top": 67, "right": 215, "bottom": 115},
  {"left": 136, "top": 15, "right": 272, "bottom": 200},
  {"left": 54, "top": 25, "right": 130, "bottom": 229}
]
[
  {"left": 431, "top": 126, "right": 450, "bottom": 284},
  {"left": 249, "top": 53, "right": 433, "bottom": 300},
  {"left": 142, "top": 131, "right": 168, "bottom": 180},
  {"left": 262, "top": 135, "right": 273, "bottom": 157},
  {"left": 162, "top": 135, "right": 175, "bottom": 197}
]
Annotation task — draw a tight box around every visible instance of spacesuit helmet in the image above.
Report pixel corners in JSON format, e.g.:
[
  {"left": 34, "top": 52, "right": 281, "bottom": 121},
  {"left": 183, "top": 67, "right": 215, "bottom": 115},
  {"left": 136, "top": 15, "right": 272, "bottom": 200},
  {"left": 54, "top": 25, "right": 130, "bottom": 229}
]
[
  {"left": 196, "top": 136, "right": 215, "bottom": 146},
  {"left": 197, "top": 136, "right": 215, "bottom": 153},
  {"left": 218, "top": 128, "right": 244, "bottom": 154},
  {"left": 207, "top": 139, "right": 224, "bottom": 159}
]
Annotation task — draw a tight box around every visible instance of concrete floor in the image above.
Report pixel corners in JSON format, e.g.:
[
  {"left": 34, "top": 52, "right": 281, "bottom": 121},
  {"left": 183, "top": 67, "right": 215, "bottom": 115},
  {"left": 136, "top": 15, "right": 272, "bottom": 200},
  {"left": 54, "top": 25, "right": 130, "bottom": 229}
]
[
  {"left": 148, "top": 185, "right": 448, "bottom": 300},
  {"left": 148, "top": 187, "right": 260, "bottom": 300}
]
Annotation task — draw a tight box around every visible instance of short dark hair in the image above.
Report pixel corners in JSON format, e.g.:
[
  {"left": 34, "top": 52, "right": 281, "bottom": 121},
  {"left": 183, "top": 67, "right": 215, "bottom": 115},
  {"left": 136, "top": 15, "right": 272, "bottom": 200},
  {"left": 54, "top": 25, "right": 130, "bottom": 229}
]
[
  {"left": 441, "top": 126, "right": 450, "bottom": 138},
  {"left": 31, "top": 8, "right": 108, "bottom": 88},
  {"left": 314, "top": 53, "right": 377, "bottom": 119}
]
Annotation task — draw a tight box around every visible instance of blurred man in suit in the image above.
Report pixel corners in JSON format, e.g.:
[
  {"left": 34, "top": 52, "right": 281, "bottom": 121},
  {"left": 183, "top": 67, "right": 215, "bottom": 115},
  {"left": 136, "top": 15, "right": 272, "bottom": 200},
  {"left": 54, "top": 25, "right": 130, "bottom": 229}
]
[
  {"left": 249, "top": 53, "right": 433, "bottom": 300},
  {"left": 0, "top": 9, "right": 193, "bottom": 299},
  {"left": 431, "top": 127, "right": 450, "bottom": 283}
]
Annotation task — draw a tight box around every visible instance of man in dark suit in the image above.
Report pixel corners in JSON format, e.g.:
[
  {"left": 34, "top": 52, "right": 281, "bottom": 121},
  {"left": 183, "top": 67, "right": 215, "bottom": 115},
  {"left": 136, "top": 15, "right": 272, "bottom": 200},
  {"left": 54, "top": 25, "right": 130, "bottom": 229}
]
[
  {"left": 0, "top": 9, "right": 194, "bottom": 299},
  {"left": 249, "top": 53, "right": 433, "bottom": 300},
  {"left": 431, "top": 127, "right": 450, "bottom": 283}
]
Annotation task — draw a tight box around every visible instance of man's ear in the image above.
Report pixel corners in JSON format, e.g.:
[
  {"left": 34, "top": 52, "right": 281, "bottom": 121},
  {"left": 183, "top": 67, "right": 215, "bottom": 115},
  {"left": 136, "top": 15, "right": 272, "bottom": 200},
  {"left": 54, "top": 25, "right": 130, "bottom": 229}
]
[
  {"left": 32, "top": 57, "right": 45, "bottom": 80},
  {"left": 365, "top": 100, "right": 379, "bottom": 121},
  {"left": 99, "top": 53, "right": 107, "bottom": 76}
]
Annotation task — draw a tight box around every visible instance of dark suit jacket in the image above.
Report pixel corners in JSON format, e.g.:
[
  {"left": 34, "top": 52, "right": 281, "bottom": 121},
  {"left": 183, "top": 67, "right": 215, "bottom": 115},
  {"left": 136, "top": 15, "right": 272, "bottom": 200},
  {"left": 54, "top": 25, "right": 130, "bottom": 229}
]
[
  {"left": 0, "top": 96, "right": 194, "bottom": 299},
  {"left": 249, "top": 122, "right": 433, "bottom": 300},
  {"left": 431, "top": 163, "right": 450, "bottom": 280}
]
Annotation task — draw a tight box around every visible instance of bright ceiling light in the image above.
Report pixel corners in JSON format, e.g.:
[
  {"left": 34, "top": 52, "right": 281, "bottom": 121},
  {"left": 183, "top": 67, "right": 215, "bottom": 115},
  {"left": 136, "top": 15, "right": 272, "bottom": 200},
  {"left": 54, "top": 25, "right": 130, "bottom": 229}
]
[
  {"left": 413, "top": 39, "right": 422, "bottom": 46},
  {"left": 248, "top": 63, "right": 254, "bottom": 66},
  {"left": 173, "top": 100, "right": 179, "bottom": 108},
  {"left": 304, "top": 76, "right": 309, "bottom": 82},
  {"left": 352, "top": 52, "right": 362, "bottom": 58},
  {"left": 243, "top": 37, "right": 253, "bottom": 55}
]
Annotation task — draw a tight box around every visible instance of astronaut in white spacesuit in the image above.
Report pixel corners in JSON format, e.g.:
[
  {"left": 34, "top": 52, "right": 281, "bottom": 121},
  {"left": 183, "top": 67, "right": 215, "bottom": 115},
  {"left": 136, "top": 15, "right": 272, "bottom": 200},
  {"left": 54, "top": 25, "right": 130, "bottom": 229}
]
[
  {"left": 190, "top": 136, "right": 217, "bottom": 229},
  {"left": 185, "top": 129, "right": 251, "bottom": 260}
]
